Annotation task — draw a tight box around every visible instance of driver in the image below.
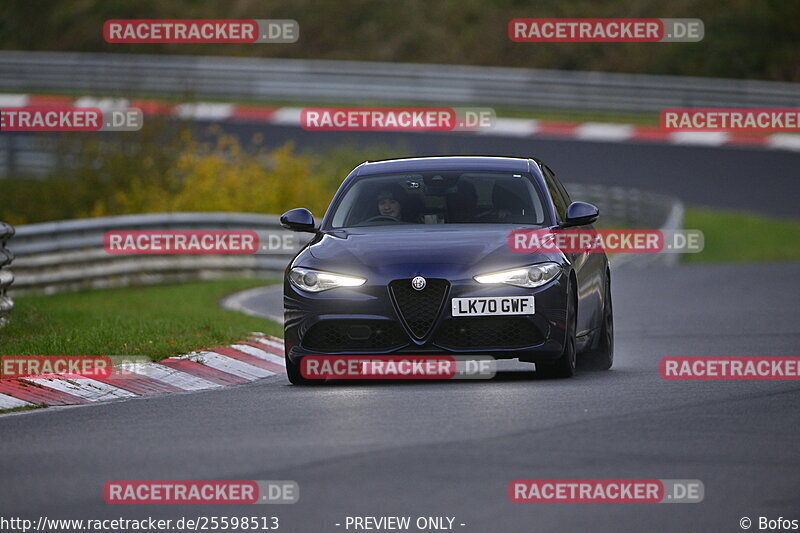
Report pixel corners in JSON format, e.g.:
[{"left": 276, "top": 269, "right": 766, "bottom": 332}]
[{"left": 377, "top": 186, "right": 405, "bottom": 220}]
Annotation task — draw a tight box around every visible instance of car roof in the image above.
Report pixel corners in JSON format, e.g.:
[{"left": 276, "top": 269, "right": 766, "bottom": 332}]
[{"left": 355, "top": 156, "right": 538, "bottom": 175}]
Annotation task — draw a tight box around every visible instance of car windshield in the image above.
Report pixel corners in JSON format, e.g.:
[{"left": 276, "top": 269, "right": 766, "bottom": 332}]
[{"left": 329, "top": 171, "right": 549, "bottom": 228}]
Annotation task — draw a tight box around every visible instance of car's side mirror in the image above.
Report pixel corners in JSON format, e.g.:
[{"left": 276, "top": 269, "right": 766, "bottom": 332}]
[
  {"left": 562, "top": 201, "right": 599, "bottom": 227},
  {"left": 280, "top": 208, "right": 316, "bottom": 232}
]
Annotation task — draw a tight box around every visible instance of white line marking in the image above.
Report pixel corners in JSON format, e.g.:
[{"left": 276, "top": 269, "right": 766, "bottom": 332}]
[
  {"left": 74, "top": 96, "right": 130, "bottom": 111},
  {"left": 767, "top": 134, "right": 800, "bottom": 151},
  {"left": 174, "top": 102, "right": 234, "bottom": 120},
  {"left": 670, "top": 131, "right": 729, "bottom": 145},
  {"left": 0, "top": 393, "right": 33, "bottom": 409},
  {"left": 220, "top": 287, "right": 284, "bottom": 324},
  {"left": 119, "top": 362, "right": 221, "bottom": 391},
  {"left": 256, "top": 337, "right": 285, "bottom": 351},
  {"left": 269, "top": 107, "right": 303, "bottom": 125},
  {"left": 231, "top": 344, "right": 285, "bottom": 366},
  {"left": 25, "top": 377, "right": 137, "bottom": 402},
  {"left": 0, "top": 94, "right": 29, "bottom": 107},
  {"left": 576, "top": 122, "right": 635, "bottom": 141},
  {"left": 188, "top": 351, "right": 275, "bottom": 380},
  {"left": 478, "top": 118, "right": 539, "bottom": 137}
]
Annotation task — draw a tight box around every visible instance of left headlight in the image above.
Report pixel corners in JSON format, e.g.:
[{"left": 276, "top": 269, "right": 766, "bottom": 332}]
[
  {"left": 289, "top": 267, "right": 366, "bottom": 293},
  {"left": 474, "top": 262, "right": 562, "bottom": 288}
]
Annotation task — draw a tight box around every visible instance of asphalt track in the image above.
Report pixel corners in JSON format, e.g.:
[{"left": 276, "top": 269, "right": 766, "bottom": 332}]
[
  {"left": 1, "top": 130, "right": 799, "bottom": 532},
  {"left": 205, "top": 122, "right": 800, "bottom": 217},
  {"left": 1, "top": 261, "right": 799, "bottom": 532}
]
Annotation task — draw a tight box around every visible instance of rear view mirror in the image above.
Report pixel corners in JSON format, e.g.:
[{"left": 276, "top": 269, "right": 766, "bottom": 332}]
[
  {"left": 280, "top": 208, "right": 316, "bottom": 232},
  {"left": 562, "top": 201, "right": 599, "bottom": 227}
]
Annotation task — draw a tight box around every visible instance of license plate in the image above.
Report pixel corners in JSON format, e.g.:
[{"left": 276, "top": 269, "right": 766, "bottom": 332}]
[{"left": 451, "top": 296, "right": 535, "bottom": 317}]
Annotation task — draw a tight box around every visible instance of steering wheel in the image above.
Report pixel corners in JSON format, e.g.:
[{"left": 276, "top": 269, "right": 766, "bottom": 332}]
[{"left": 362, "top": 215, "right": 400, "bottom": 223}]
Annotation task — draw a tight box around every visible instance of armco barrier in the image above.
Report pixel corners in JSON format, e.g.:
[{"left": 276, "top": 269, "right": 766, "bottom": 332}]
[
  {"left": 5, "top": 185, "right": 682, "bottom": 296},
  {"left": 6, "top": 213, "right": 310, "bottom": 296},
  {"left": 0, "top": 222, "right": 15, "bottom": 326},
  {"left": 1, "top": 51, "right": 797, "bottom": 113},
  {"left": 568, "top": 184, "right": 684, "bottom": 267}
]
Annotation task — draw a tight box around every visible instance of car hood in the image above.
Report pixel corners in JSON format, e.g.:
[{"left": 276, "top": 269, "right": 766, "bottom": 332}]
[{"left": 303, "top": 225, "right": 563, "bottom": 275}]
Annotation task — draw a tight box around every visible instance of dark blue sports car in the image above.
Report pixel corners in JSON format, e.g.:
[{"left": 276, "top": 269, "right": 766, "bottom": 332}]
[{"left": 280, "top": 156, "right": 613, "bottom": 384}]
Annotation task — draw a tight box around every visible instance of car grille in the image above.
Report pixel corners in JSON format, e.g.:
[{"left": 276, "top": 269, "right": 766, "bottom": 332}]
[
  {"left": 434, "top": 317, "right": 543, "bottom": 349},
  {"left": 389, "top": 278, "right": 449, "bottom": 340},
  {"left": 303, "top": 320, "right": 407, "bottom": 352}
]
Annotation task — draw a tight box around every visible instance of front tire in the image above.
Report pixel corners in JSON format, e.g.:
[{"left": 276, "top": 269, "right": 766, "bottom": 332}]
[
  {"left": 537, "top": 281, "right": 577, "bottom": 378},
  {"left": 285, "top": 355, "right": 324, "bottom": 385},
  {"left": 583, "top": 276, "right": 614, "bottom": 371}
]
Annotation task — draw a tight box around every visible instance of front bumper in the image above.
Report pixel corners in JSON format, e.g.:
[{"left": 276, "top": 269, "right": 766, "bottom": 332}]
[{"left": 284, "top": 270, "right": 570, "bottom": 364}]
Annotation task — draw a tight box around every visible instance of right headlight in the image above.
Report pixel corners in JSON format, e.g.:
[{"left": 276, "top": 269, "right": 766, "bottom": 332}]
[
  {"left": 289, "top": 267, "right": 366, "bottom": 293},
  {"left": 473, "top": 262, "right": 562, "bottom": 288}
]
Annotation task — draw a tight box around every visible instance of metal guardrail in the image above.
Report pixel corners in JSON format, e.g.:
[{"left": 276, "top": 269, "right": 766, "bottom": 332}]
[
  {"left": 0, "top": 222, "right": 15, "bottom": 326},
  {"left": 2, "top": 51, "right": 798, "bottom": 177},
  {"left": 6, "top": 185, "right": 682, "bottom": 296},
  {"left": 7, "top": 213, "right": 310, "bottom": 295},
  {"left": 569, "top": 184, "right": 684, "bottom": 267},
  {"left": 1, "top": 51, "right": 798, "bottom": 113},
  {"left": 568, "top": 183, "right": 681, "bottom": 230}
]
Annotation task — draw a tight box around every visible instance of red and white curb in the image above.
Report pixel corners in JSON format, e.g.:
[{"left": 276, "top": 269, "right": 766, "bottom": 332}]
[
  {"left": 0, "top": 335, "right": 285, "bottom": 411},
  {"left": 1, "top": 93, "right": 798, "bottom": 152}
]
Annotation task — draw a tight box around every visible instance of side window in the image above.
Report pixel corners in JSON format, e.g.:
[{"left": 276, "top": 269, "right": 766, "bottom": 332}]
[
  {"left": 542, "top": 165, "right": 568, "bottom": 222},
  {"left": 547, "top": 165, "right": 572, "bottom": 206}
]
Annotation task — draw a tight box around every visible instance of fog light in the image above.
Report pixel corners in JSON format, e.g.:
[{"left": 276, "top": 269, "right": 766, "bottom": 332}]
[{"left": 347, "top": 325, "right": 372, "bottom": 340}]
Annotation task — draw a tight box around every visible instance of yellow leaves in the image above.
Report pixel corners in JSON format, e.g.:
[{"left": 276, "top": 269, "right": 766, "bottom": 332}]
[
  {"left": 73, "top": 131, "right": 341, "bottom": 216},
  {"left": 3, "top": 128, "right": 369, "bottom": 223},
  {"left": 2, "top": 213, "right": 27, "bottom": 226},
  {"left": 157, "top": 137, "right": 333, "bottom": 216}
]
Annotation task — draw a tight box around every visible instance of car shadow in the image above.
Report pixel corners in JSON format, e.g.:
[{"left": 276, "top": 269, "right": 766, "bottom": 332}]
[{"left": 284, "top": 363, "right": 621, "bottom": 387}]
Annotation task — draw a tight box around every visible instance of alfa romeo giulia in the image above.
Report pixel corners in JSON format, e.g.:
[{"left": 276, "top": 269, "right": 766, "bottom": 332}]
[{"left": 280, "top": 156, "right": 613, "bottom": 384}]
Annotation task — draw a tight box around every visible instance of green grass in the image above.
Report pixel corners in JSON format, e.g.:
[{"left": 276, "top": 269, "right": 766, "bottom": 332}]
[
  {"left": 0, "top": 279, "right": 282, "bottom": 361},
  {"left": 0, "top": 404, "right": 47, "bottom": 415},
  {"left": 683, "top": 208, "right": 800, "bottom": 263}
]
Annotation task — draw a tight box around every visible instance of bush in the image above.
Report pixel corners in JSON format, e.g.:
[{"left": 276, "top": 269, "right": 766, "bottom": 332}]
[{"left": 1, "top": 125, "right": 399, "bottom": 224}]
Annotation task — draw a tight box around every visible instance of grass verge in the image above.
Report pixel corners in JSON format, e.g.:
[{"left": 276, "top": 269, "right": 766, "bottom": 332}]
[
  {"left": 0, "top": 404, "right": 47, "bottom": 415},
  {"left": 683, "top": 208, "right": 800, "bottom": 263},
  {"left": 0, "top": 279, "right": 282, "bottom": 361}
]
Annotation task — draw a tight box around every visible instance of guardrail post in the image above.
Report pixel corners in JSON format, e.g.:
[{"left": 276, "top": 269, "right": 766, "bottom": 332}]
[{"left": 0, "top": 221, "right": 15, "bottom": 327}]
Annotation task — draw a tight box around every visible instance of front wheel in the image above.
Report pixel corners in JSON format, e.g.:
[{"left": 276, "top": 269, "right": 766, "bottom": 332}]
[
  {"left": 537, "top": 282, "right": 577, "bottom": 379},
  {"left": 583, "top": 276, "right": 614, "bottom": 371}
]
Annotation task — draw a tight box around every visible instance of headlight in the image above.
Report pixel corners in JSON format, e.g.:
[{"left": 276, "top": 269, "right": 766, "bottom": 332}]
[
  {"left": 289, "top": 267, "right": 366, "bottom": 293},
  {"left": 474, "top": 262, "right": 562, "bottom": 288}
]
